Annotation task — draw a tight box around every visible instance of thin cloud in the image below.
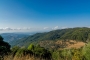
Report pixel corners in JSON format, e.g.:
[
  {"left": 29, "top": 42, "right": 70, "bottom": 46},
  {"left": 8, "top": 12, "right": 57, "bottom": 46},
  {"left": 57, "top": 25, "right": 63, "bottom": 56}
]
[
  {"left": 43, "top": 27, "right": 49, "bottom": 29},
  {"left": 52, "top": 26, "right": 59, "bottom": 30},
  {"left": 1, "top": 27, "right": 13, "bottom": 30},
  {"left": 0, "top": 27, "right": 31, "bottom": 31}
]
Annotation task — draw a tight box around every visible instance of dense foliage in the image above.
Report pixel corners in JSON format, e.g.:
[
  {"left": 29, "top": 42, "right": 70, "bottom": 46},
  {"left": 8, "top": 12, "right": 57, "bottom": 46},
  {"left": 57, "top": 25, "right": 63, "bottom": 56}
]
[
  {"left": 2, "top": 42, "right": 90, "bottom": 60},
  {"left": 11, "top": 44, "right": 51, "bottom": 60}
]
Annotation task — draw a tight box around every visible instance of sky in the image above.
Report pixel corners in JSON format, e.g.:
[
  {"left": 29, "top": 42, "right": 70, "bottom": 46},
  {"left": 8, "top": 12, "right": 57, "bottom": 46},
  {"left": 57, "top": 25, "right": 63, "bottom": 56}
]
[{"left": 0, "top": 0, "right": 90, "bottom": 33}]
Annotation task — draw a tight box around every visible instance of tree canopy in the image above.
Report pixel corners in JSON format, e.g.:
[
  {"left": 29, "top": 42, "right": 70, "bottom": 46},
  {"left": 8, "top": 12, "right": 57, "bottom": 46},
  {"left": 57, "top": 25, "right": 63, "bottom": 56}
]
[{"left": 0, "top": 35, "right": 11, "bottom": 55}]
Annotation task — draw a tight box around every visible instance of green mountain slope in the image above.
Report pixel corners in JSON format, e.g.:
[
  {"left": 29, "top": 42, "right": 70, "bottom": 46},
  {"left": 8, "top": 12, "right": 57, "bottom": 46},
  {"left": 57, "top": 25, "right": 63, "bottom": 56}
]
[{"left": 11, "top": 27, "right": 90, "bottom": 48}]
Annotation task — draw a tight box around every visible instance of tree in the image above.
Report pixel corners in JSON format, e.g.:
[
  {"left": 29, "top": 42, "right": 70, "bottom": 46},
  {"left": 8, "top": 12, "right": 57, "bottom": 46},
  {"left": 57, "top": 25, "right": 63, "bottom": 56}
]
[
  {"left": 0, "top": 35, "right": 11, "bottom": 59},
  {"left": 11, "top": 46, "right": 20, "bottom": 57},
  {"left": 0, "top": 35, "right": 11, "bottom": 53},
  {"left": 52, "top": 51, "right": 60, "bottom": 60},
  {"left": 72, "top": 49, "right": 83, "bottom": 60},
  {"left": 82, "top": 42, "right": 90, "bottom": 60},
  {"left": 28, "top": 44, "right": 34, "bottom": 51}
]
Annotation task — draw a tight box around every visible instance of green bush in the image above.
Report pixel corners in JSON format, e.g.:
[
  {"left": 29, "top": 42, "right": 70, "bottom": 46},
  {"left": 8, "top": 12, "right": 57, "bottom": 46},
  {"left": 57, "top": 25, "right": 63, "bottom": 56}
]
[{"left": 82, "top": 42, "right": 90, "bottom": 60}]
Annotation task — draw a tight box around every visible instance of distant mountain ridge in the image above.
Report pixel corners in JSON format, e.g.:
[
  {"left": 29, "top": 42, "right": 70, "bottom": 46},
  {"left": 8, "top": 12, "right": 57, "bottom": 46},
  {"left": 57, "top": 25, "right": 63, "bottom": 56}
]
[
  {"left": 1, "top": 33, "right": 30, "bottom": 44},
  {"left": 10, "top": 27, "right": 90, "bottom": 48}
]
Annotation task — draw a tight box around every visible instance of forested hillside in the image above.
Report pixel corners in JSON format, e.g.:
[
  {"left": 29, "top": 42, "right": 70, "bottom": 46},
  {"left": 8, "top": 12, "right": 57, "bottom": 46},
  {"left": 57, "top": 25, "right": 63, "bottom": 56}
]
[{"left": 11, "top": 27, "right": 90, "bottom": 48}]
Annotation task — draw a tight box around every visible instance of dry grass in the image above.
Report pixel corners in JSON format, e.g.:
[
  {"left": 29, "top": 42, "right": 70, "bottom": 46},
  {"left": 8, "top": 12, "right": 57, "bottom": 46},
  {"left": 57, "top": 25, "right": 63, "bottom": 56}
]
[
  {"left": 56, "top": 40, "right": 86, "bottom": 49},
  {"left": 39, "top": 40, "right": 86, "bottom": 50},
  {"left": 4, "top": 55, "right": 41, "bottom": 60},
  {"left": 66, "top": 42, "right": 85, "bottom": 49}
]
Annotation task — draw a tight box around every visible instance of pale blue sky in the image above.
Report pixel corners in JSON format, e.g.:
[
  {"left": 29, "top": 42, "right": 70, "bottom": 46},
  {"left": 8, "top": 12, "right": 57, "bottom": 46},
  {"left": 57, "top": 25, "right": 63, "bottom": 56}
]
[{"left": 0, "top": 0, "right": 90, "bottom": 33}]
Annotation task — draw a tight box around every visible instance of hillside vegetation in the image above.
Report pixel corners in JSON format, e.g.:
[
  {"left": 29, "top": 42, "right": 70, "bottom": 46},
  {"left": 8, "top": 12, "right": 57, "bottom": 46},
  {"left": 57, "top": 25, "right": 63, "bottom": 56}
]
[
  {"left": 11, "top": 27, "right": 90, "bottom": 49},
  {"left": 1, "top": 27, "right": 90, "bottom": 60}
]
